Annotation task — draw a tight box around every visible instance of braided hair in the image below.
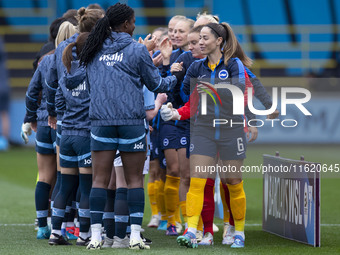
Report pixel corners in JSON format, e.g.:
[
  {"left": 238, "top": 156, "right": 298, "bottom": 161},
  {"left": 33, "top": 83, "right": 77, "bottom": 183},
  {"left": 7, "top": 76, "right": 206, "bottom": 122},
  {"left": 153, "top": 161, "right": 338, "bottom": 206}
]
[{"left": 79, "top": 3, "right": 134, "bottom": 66}]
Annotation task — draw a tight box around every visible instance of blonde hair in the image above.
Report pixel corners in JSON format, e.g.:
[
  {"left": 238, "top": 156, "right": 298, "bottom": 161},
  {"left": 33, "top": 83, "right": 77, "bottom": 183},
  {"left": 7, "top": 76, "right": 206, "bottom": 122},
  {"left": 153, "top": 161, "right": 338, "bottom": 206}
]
[
  {"left": 169, "top": 15, "right": 186, "bottom": 23},
  {"left": 55, "top": 21, "right": 78, "bottom": 48},
  {"left": 77, "top": 7, "right": 105, "bottom": 33},
  {"left": 196, "top": 12, "right": 219, "bottom": 23},
  {"left": 185, "top": 18, "right": 195, "bottom": 29}
]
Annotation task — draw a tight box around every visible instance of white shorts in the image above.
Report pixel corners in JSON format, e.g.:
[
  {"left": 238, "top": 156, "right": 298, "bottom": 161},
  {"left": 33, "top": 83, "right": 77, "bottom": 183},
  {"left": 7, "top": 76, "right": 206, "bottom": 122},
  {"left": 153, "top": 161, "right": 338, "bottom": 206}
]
[{"left": 114, "top": 150, "right": 150, "bottom": 175}]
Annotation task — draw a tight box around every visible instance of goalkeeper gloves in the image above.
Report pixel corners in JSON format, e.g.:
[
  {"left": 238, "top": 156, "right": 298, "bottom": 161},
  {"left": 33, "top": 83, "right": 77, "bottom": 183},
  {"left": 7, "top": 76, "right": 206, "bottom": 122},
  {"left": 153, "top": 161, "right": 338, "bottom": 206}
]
[
  {"left": 160, "top": 102, "right": 181, "bottom": 121},
  {"left": 21, "top": 123, "right": 32, "bottom": 144}
]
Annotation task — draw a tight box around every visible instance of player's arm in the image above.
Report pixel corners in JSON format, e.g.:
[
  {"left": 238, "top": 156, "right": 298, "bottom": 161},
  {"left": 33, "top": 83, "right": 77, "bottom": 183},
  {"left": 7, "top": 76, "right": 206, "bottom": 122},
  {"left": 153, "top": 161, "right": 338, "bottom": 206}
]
[{"left": 244, "top": 66, "right": 279, "bottom": 119}]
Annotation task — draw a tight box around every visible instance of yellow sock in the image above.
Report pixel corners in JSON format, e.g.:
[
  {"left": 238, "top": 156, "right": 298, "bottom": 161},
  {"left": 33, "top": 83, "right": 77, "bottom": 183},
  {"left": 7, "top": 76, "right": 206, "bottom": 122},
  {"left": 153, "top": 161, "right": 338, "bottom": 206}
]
[
  {"left": 175, "top": 201, "right": 182, "bottom": 224},
  {"left": 179, "top": 201, "right": 187, "bottom": 223},
  {"left": 157, "top": 179, "right": 167, "bottom": 221},
  {"left": 147, "top": 182, "right": 158, "bottom": 216},
  {"left": 186, "top": 178, "right": 207, "bottom": 229},
  {"left": 154, "top": 180, "right": 160, "bottom": 214},
  {"left": 164, "top": 175, "right": 180, "bottom": 226},
  {"left": 227, "top": 181, "right": 246, "bottom": 232},
  {"left": 197, "top": 215, "right": 203, "bottom": 232},
  {"left": 220, "top": 181, "right": 231, "bottom": 223}
]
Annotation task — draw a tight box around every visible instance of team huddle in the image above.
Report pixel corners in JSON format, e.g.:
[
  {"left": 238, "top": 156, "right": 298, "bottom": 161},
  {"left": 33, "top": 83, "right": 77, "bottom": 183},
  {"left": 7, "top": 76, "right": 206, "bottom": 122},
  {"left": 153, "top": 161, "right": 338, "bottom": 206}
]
[{"left": 22, "top": 2, "right": 278, "bottom": 250}]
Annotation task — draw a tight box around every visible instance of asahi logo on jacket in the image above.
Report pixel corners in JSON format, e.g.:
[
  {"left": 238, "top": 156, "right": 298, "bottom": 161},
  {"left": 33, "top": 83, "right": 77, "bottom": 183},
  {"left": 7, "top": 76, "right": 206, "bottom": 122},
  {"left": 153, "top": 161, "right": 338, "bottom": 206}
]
[{"left": 99, "top": 52, "right": 124, "bottom": 66}]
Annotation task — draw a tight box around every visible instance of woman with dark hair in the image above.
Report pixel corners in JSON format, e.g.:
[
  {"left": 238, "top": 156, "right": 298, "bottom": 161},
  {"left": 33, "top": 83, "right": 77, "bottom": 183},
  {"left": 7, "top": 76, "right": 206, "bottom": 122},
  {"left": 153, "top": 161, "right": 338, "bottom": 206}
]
[
  {"left": 79, "top": 3, "right": 178, "bottom": 250},
  {"left": 174, "top": 22, "right": 255, "bottom": 249}
]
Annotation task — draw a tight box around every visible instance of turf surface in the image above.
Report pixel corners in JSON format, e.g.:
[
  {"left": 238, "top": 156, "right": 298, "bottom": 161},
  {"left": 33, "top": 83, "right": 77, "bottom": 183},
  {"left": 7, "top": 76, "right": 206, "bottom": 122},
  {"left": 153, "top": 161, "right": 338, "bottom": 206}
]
[{"left": 0, "top": 145, "right": 339, "bottom": 254}]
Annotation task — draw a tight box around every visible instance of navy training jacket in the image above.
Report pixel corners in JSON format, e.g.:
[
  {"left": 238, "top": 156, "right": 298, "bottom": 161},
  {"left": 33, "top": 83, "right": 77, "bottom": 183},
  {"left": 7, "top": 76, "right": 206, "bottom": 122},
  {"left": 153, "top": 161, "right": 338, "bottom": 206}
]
[
  {"left": 86, "top": 32, "right": 177, "bottom": 127},
  {"left": 24, "top": 54, "right": 54, "bottom": 126},
  {"left": 46, "top": 33, "right": 79, "bottom": 117},
  {"left": 182, "top": 56, "right": 256, "bottom": 129},
  {"left": 56, "top": 57, "right": 90, "bottom": 137}
]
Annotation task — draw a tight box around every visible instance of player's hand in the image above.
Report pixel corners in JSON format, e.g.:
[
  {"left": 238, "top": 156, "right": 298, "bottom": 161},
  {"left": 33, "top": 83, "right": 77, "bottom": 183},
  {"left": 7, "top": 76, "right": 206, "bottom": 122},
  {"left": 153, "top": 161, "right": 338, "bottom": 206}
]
[
  {"left": 247, "top": 126, "right": 258, "bottom": 142},
  {"left": 267, "top": 109, "right": 279, "bottom": 119},
  {"left": 171, "top": 62, "right": 183, "bottom": 73},
  {"left": 159, "top": 37, "right": 173, "bottom": 59},
  {"left": 31, "top": 122, "right": 37, "bottom": 132},
  {"left": 21, "top": 122, "right": 32, "bottom": 144},
  {"left": 155, "top": 93, "right": 168, "bottom": 105},
  {"left": 48, "top": 116, "right": 57, "bottom": 130},
  {"left": 160, "top": 102, "right": 180, "bottom": 121},
  {"left": 141, "top": 34, "right": 157, "bottom": 52},
  {"left": 149, "top": 125, "right": 153, "bottom": 133},
  {"left": 152, "top": 53, "right": 163, "bottom": 67},
  {"left": 197, "top": 81, "right": 214, "bottom": 94}
]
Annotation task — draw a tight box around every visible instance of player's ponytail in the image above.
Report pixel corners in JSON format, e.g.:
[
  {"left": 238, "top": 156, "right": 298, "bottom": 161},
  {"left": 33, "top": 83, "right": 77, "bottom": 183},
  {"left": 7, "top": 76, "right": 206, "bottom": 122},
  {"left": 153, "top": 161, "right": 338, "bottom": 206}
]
[
  {"left": 63, "top": 32, "right": 90, "bottom": 73},
  {"left": 62, "top": 42, "right": 76, "bottom": 73},
  {"left": 79, "top": 16, "right": 110, "bottom": 66},
  {"left": 233, "top": 40, "right": 253, "bottom": 68},
  {"left": 79, "top": 3, "right": 134, "bottom": 67},
  {"left": 220, "top": 22, "right": 238, "bottom": 66}
]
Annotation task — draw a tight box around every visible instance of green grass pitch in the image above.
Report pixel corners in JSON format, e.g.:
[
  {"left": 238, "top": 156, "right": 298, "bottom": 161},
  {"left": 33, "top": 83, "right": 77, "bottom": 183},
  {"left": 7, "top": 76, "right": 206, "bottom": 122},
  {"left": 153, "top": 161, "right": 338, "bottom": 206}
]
[{"left": 0, "top": 144, "right": 339, "bottom": 254}]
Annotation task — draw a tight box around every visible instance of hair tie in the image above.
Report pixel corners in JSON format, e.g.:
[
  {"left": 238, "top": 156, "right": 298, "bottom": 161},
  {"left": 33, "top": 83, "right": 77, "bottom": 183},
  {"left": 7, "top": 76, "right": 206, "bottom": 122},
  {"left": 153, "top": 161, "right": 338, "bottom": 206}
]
[{"left": 205, "top": 23, "right": 223, "bottom": 40}]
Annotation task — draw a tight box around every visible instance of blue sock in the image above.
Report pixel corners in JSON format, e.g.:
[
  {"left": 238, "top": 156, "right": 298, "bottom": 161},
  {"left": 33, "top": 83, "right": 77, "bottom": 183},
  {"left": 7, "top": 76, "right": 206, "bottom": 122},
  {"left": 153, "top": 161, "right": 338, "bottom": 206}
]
[
  {"left": 76, "top": 185, "right": 81, "bottom": 224},
  {"left": 114, "top": 188, "right": 129, "bottom": 239},
  {"left": 89, "top": 188, "right": 107, "bottom": 225},
  {"left": 52, "top": 174, "right": 77, "bottom": 230},
  {"left": 35, "top": 181, "right": 51, "bottom": 228},
  {"left": 79, "top": 174, "right": 92, "bottom": 233},
  {"left": 103, "top": 189, "right": 116, "bottom": 239},
  {"left": 128, "top": 188, "right": 145, "bottom": 226},
  {"left": 70, "top": 179, "right": 79, "bottom": 224},
  {"left": 51, "top": 171, "right": 61, "bottom": 206}
]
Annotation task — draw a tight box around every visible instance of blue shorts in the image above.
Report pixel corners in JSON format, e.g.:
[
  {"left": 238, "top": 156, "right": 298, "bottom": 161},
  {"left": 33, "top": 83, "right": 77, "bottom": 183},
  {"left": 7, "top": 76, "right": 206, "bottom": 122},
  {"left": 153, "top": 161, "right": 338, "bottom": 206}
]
[
  {"left": 150, "top": 129, "right": 160, "bottom": 160},
  {"left": 177, "top": 124, "right": 190, "bottom": 158},
  {"left": 159, "top": 147, "right": 166, "bottom": 169},
  {"left": 190, "top": 126, "right": 246, "bottom": 161},
  {"left": 59, "top": 135, "right": 92, "bottom": 168},
  {"left": 56, "top": 122, "right": 62, "bottom": 146},
  {"left": 91, "top": 125, "right": 146, "bottom": 152},
  {"left": 35, "top": 125, "right": 56, "bottom": 154},
  {"left": 159, "top": 123, "right": 187, "bottom": 150}
]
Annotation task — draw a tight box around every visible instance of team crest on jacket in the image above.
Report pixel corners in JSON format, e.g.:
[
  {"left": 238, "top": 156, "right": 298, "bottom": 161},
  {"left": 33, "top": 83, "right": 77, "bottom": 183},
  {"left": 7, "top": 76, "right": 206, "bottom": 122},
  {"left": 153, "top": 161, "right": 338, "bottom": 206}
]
[{"left": 218, "top": 70, "right": 228, "bottom": 80}]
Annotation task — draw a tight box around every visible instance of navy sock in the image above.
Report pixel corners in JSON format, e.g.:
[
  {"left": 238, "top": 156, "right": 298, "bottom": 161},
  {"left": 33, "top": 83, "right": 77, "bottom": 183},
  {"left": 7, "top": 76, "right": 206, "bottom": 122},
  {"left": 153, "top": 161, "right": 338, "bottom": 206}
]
[
  {"left": 128, "top": 188, "right": 145, "bottom": 226},
  {"left": 103, "top": 189, "right": 116, "bottom": 239},
  {"left": 35, "top": 181, "right": 51, "bottom": 228},
  {"left": 76, "top": 184, "right": 81, "bottom": 224},
  {"left": 79, "top": 174, "right": 92, "bottom": 233},
  {"left": 51, "top": 171, "right": 61, "bottom": 207},
  {"left": 67, "top": 178, "right": 78, "bottom": 224},
  {"left": 114, "top": 188, "right": 129, "bottom": 238},
  {"left": 52, "top": 174, "right": 77, "bottom": 230},
  {"left": 89, "top": 187, "right": 107, "bottom": 225}
]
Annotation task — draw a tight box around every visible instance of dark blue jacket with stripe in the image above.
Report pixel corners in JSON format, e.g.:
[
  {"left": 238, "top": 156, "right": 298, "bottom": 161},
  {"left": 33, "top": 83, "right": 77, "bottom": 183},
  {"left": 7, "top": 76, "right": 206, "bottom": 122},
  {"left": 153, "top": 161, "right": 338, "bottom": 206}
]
[
  {"left": 86, "top": 32, "right": 177, "bottom": 127},
  {"left": 46, "top": 33, "right": 79, "bottom": 118},
  {"left": 55, "top": 46, "right": 90, "bottom": 137},
  {"left": 24, "top": 54, "right": 54, "bottom": 126},
  {"left": 182, "top": 56, "right": 256, "bottom": 129}
]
